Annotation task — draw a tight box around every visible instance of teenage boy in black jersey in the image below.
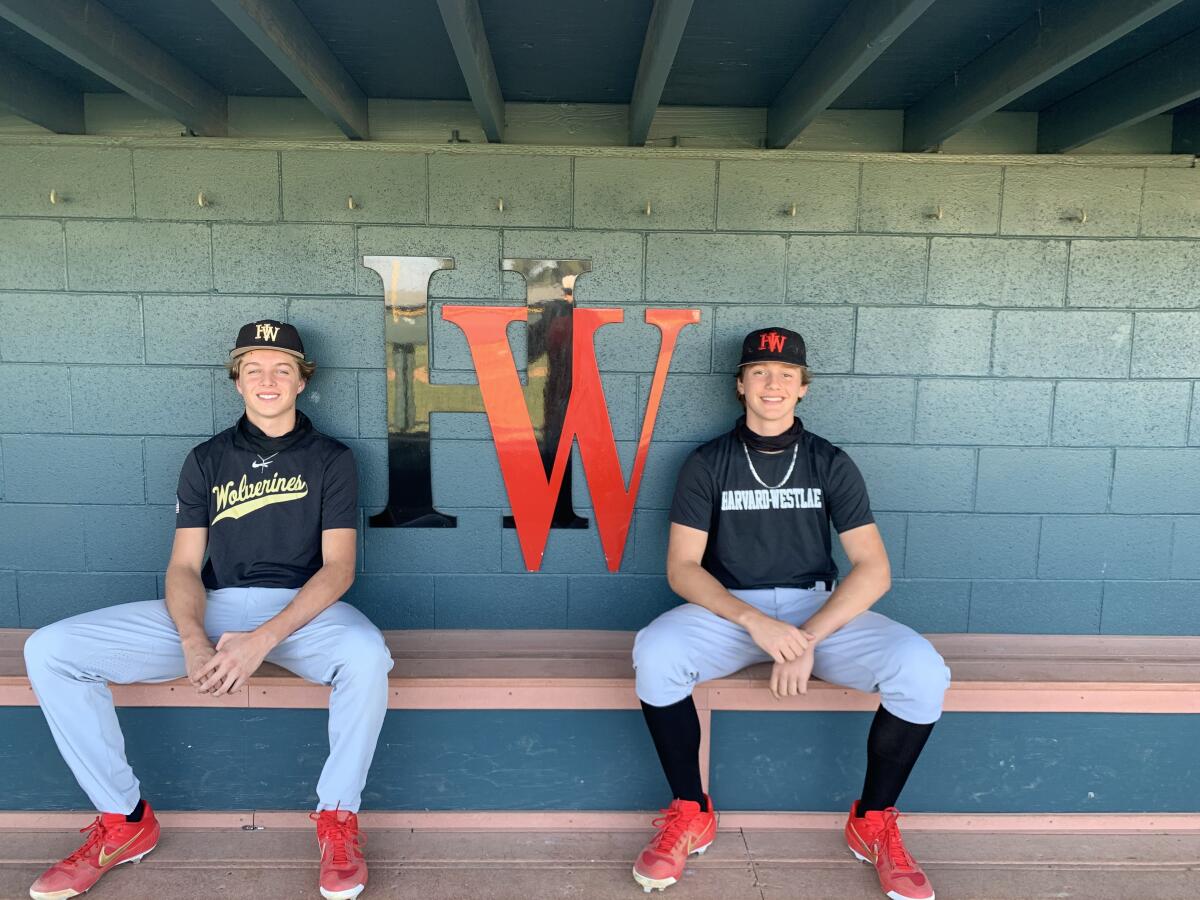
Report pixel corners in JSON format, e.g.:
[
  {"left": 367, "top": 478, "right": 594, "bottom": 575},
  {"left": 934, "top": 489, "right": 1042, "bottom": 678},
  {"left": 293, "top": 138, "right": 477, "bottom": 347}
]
[
  {"left": 630, "top": 327, "right": 950, "bottom": 899},
  {"left": 24, "top": 320, "right": 392, "bottom": 900}
]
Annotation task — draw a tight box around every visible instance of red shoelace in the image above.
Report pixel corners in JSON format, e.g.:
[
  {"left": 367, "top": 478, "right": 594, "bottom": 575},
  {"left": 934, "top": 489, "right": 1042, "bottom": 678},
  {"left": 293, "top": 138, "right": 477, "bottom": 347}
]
[
  {"left": 649, "top": 805, "right": 694, "bottom": 853},
  {"left": 64, "top": 817, "right": 107, "bottom": 865},
  {"left": 311, "top": 812, "right": 363, "bottom": 867},
  {"left": 878, "top": 809, "right": 917, "bottom": 872}
]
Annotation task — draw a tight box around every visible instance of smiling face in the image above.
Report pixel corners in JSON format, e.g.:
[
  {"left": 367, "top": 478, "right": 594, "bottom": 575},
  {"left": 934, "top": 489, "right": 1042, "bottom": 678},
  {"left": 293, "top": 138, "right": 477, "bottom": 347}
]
[
  {"left": 234, "top": 349, "right": 306, "bottom": 433},
  {"left": 736, "top": 361, "right": 808, "bottom": 436}
]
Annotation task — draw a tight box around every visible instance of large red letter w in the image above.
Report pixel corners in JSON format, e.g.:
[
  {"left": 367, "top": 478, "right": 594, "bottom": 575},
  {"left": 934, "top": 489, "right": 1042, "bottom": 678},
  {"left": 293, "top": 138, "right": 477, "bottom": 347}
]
[{"left": 442, "top": 306, "right": 699, "bottom": 572}]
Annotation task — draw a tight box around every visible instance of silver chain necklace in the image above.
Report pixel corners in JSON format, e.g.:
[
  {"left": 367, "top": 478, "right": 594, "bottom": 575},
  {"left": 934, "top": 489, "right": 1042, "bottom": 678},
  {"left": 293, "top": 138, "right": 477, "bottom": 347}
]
[{"left": 741, "top": 441, "right": 798, "bottom": 490}]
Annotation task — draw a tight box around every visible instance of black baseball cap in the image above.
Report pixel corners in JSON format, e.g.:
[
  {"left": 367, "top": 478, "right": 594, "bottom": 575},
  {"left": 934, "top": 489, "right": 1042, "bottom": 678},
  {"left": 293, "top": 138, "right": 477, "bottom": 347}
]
[
  {"left": 738, "top": 327, "right": 807, "bottom": 369},
  {"left": 231, "top": 319, "right": 305, "bottom": 360}
]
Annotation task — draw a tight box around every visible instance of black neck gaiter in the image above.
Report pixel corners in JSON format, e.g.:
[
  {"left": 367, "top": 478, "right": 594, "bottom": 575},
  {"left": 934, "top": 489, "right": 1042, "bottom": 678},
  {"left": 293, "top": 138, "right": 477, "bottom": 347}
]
[
  {"left": 234, "top": 410, "right": 314, "bottom": 456},
  {"left": 735, "top": 415, "right": 803, "bottom": 453}
]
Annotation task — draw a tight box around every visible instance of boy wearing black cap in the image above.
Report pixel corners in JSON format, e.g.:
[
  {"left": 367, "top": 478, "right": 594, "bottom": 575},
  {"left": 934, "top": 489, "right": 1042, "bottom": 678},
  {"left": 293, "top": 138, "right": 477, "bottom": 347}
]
[
  {"left": 24, "top": 320, "right": 392, "bottom": 900},
  {"left": 630, "top": 327, "right": 950, "bottom": 900}
]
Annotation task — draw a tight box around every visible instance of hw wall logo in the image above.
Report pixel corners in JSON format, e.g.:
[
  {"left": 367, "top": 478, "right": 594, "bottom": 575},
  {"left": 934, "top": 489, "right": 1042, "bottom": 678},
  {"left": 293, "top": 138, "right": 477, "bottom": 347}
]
[{"left": 364, "top": 256, "right": 700, "bottom": 573}]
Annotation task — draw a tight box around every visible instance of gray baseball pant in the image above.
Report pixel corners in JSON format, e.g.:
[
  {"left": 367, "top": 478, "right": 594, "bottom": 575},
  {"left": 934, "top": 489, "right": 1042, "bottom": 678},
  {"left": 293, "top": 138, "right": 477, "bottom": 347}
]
[
  {"left": 23, "top": 587, "right": 393, "bottom": 814},
  {"left": 633, "top": 586, "right": 950, "bottom": 724}
]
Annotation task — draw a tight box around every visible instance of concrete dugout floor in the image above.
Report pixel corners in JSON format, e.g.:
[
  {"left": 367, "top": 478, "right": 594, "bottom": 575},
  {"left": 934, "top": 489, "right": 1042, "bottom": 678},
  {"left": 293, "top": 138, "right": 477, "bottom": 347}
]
[{"left": 2, "top": 827, "right": 1199, "bottom": 899}]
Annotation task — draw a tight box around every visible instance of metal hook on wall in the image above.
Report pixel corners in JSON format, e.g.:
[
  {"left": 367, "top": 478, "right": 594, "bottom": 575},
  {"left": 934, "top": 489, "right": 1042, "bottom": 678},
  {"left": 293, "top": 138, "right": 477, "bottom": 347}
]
[
  {"left": 197, "top": 191, "right": 210, "bottom": 208},
  {"left": 49, "top": 189, "right": 60, "bottom": 205},
  {"left": 787, "top": 203, "right": 798, "bottom": 217},
  {"left": 347, "top": 196, "right": 359, "bottom": 210},
  {"left": 644, "top": 201, "right": 652, "bottom": 216},
  {"left": 926, "top": 204, "right": 945, "bottom": 220},
  {"left": 1064, "top": 207, "right": 1088, "bottom": 225},
  {"left": 497, "top": 197, "right": 505, "bottom": 212}
]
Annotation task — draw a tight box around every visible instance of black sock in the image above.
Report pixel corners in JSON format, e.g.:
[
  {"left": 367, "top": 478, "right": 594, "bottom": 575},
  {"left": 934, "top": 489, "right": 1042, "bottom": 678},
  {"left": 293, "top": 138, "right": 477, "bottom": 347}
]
[
  {"left": 640, "top": 697, "right": 706, "bottom": 809},
  {"left": 858, "top": 707, "right": 935, "bottom": 814},
  {"left": 126, "top": 799, "right": 146, "bottom": 823}
]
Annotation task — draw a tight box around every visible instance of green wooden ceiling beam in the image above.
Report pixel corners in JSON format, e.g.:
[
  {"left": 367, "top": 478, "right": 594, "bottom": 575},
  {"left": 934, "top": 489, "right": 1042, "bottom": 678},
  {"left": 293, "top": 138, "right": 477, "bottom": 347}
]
[
  {"left": 0, "top": 0, "right": 226, "bottom": 136},
  {"left": 628, "top": 0, "right": 694, "bottom": 146},
  {"left": 768, "top": 0, "right": 935, "bottom": 149},
  {"left": 437, "top": 0, "right": 504, "bottom": 143},
  {"left": 211, "top": 0, "right": 369, "bottom": 140},
  {"left": 1039, "top": 28, "right": 1200, "bottom": 153},
  {"left": 904, "top": 0, "right": 1183, "bottom": 152}
]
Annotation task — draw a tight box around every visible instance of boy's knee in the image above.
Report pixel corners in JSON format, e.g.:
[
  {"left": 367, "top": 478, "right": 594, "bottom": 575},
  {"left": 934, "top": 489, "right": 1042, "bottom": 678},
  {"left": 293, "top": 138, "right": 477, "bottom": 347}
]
[
  {"left": 891, "top": 639, "right": 951, "bottom": 717},
  {"left": 335, "top": 629, "right": 393, "bottom": 677},
  {"left": 633, "top": 625, "right": 687, "bottom": 678},
  {"left": 633, "top": 625, "right": 696, "bottom": 705},
  {"left": 23, "top": 624, "right": 69, "bottom": 675}
]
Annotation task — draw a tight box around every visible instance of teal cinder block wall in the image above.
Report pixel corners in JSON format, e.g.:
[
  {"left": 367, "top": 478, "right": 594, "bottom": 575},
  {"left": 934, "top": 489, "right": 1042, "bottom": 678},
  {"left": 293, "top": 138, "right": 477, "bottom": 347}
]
[{"left": 1, "top": 141, "right": 1198, "bottom": 635}]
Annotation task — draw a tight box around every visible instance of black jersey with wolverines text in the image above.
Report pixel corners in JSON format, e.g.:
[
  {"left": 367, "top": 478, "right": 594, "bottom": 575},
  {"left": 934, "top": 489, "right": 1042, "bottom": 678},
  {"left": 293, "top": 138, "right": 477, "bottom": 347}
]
[
  {"left": 669, "top": 423, "right": 873, "bottom": 589},
  {"left": 175, "top": 413, "right": 357, "bottom": 589}
]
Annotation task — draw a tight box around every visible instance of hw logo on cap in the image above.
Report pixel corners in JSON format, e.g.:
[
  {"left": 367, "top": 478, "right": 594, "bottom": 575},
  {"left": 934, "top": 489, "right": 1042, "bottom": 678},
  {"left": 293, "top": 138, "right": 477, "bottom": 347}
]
[
  {"left": 255, "top": 322, "right": 281, "bottom": 343},
  {"left": 739, "top": 326, "right": 807, "bottom": 369},
  {"left": 759, "top": 330, "right": 787, "bottom": 353},
  {"left": 231, "top": 319, "right": 306, "bottom": 360}
]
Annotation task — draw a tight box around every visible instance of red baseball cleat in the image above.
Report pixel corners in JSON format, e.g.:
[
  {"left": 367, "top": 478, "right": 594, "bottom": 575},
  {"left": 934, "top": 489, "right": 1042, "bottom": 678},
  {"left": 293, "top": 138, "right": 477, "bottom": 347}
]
[
  {"left": 313, "top": 809, "right": 368, "bottom": 900},
  {"left": 845, "top": 801, "right": 935, "bottom": 900},
  {"left": 632, "top": 796, "right": 717, "bottom": 892},
  {"left": 29, "top": 803, "right": 159, "bottom": 900}
]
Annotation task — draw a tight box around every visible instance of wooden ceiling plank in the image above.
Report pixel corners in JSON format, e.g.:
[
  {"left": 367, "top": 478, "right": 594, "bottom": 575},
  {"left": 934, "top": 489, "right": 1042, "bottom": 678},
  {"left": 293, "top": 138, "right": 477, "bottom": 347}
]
[
  {"left": 211, "top": 0, "right": 369, "bottom": 140},
  {"left": 904, "top": 0, "right": 1184, "bottom": 153},
  {"left": 1039, "top": 28, "right": 1200, "bottom": 153},
  {"left": 767, "top": 0, "right": 936, "bottom": 149},
  {"left": 0, "top": 0, "right": 226, "bottom": 136},
  {"left": 0, "top": 47, "right": 83, "bottom": 132}
]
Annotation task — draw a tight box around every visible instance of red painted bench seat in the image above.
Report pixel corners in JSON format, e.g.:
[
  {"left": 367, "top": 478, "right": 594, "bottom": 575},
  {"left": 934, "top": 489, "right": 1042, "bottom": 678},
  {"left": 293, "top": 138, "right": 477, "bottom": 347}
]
[{"left": 2, "top": 629, "right": 1198, "bottom": 714}]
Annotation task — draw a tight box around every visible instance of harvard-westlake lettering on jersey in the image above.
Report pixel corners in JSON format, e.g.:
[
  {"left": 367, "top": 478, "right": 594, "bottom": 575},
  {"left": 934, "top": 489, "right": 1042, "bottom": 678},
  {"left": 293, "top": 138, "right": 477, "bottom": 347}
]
[
  {"left": 721, "top": 487, "right": 823, "bottom": 511},
  {"left": 175, "top": 412, "right": 357, "bottom": 590},
  {"left": 670, "top": 423, "right": 873, "bottom": 590}
]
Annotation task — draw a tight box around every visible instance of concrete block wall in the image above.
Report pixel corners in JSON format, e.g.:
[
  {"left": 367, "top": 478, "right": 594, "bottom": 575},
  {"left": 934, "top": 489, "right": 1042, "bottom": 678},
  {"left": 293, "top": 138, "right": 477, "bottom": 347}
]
[{"left": 1, "top": 141, "right": 1198, "bottom": 636}]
